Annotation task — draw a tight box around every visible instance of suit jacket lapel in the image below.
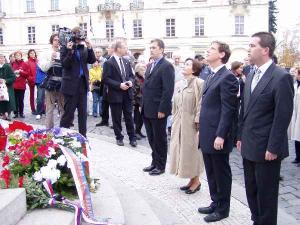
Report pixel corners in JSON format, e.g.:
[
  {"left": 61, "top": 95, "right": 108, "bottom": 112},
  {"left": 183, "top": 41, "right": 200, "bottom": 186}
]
[
  {"left": 202, "top": 66, "right": 226, "bottom": 94},
  {"left": 244, "top": 63, "right": 276, "bottom": 118}
]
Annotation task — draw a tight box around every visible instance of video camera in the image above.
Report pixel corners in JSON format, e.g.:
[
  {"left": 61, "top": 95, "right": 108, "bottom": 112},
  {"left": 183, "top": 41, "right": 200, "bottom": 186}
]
[{"left": 58, "top": 27, "right": 87, "bottom": 47}]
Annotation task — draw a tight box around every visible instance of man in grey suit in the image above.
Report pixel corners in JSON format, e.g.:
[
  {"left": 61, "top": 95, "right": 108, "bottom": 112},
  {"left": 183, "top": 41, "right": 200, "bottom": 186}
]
[{"left": 237, "top": 32, "right": 294, "bottom": 225}]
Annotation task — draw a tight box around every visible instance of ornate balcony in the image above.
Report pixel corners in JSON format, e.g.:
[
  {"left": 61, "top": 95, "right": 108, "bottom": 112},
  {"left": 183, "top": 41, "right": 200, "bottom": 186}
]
[
  {"left": 129, "top": 1, "right": 144, "bottom": 10},
  {"left": 98, "top": 1, "right": 121, "bottom": 12},
  {"left": 229, "top": 0, "right": 250, "bottom": 5},
  {"left": 75, "top": 6, "right": 89, "bottom": 14}
]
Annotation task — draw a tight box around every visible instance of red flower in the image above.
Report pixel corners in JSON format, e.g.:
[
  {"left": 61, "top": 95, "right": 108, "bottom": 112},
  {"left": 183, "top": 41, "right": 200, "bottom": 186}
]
[
  {"left": 8, "top": 145, "right": 16, "bottom": 151},
  {"left": 0, "top": 135, "right": 7, "bottom": 152},
  {"left": 8, "top": 121, "right": 33, "bottom": 133},
  {"left": 18, "top": 176, "right": 24, "bottom": 187},
  {"left": 0, "top": 125, "right": 6, "bottom": 136},
  {"left": 0, "top": 169, "right": 11, "bottom": 188},
  {"left": 37, "top": 145, "right": 49, "bottom": 157},
  {"left": 19, "top": 150, "right": 34, "bottom": 166},
  {"left": 2, "top": 154, "right": 10, "bottom": 167}
]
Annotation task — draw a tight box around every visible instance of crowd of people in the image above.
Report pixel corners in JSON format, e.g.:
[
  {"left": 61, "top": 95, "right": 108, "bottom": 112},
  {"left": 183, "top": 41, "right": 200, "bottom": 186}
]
[{"left": 0, "top": 28, "right": 299, "bottom": 225}]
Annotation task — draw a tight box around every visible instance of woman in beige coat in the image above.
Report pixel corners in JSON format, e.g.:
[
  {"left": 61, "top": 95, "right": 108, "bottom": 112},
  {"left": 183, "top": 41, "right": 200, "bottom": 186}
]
[
  {"left": 170, "top": 58, "right": 204, "bottom": 194},
  {"left": 290, "top": 67, "right": 300, "bottom": 164}
]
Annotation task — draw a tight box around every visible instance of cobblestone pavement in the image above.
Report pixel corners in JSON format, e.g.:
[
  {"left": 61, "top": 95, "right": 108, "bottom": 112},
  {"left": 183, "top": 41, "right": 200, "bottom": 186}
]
[{"left": 19, "top": 92, "right": 300, "bottom": 222}]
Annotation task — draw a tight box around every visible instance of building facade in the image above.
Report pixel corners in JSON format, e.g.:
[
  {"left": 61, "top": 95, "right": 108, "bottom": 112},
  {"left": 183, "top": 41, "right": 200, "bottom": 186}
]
[{"left": 0, "top": 0, "right": 269, "bottom": 61}]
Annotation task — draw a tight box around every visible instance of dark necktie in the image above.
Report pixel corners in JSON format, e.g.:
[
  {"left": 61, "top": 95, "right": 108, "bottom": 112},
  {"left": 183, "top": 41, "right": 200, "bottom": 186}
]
[
  {"left": 205, "top": 71, "right": 215, "bottom": 89},
  {"left": 119, "top": 58, "right": 126, "bottom": 81}
]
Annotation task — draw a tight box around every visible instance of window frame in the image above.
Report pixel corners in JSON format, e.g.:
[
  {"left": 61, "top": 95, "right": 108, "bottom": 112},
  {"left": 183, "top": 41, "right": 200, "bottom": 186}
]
[
  {"left": 234, "top": 15, "right": 244, "bottom": 35},
  {"left": 105, "top": 20, "right": 114, "bottom": 41},
  {"left": 28, "top": 26, "right": 36, "bottom": 44},
  {"left": 166, "top": 18, "right": 176, "bottom": 37},
  {"left": 194, "top": 17, "right": 205, "bottom": 37},
  {"left": 133, "top": 19, "right": 142, "bottom": 39}
]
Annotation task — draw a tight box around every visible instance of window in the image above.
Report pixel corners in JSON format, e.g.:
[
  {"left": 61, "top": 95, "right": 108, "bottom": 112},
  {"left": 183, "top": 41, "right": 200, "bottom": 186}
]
[
  {"left": 133, "top": 19, "right": 142, "bottom": 38},
  {"left": 0, "top": 0, "right": 2, "bottom": 12},
  {"left": 79, "top": 0, "right": 87, "bottom": 7},
  {"left": 166, "top": 18, "right": 175, "bottom": 37},
  {"left": 106, "top": 20, "right": 114, "bottom": 41},
  {"left": 0, "top": 28, "right": 3, "bottom": 45},
  {"left": 79, "top": 23, "right": 87, "bottom": 37},
  {"left": 195, "top": 17, "right": 204, "bottom": 36},
  {"left": 235, "top": 15, "right": 244, "bottom": 35},
  {"left": 28, "top": 26, "right": 36, "bottom": 44},
  {"left": 50, "top": 0, "right": 59, "bottom": 10},
  {"left": 26, "top": 0, "right": 35, "bottom": 12},
  {"left": 52, "top": 25, "right": 59, "bottom": 33}
]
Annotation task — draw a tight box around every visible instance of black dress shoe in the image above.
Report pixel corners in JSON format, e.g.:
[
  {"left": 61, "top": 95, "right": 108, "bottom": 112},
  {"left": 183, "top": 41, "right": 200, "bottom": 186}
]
[
  {"left": 185, "top": 184, "right": 201, "bottom": 194},
  {"left": 149, "top": 168, "right": 165, "bottom": 176},
  {"left": 19, "top": 114, "right": 25, "bottom": 118},
  {"left": 136, "top": 133, "right": 142, "bottom": 140},
  {"left": 198, "top": 206, "right": 215, "bottom": 214},
  {"left": 13, "top": 114, "right": 18, "bottom": 118},
  {"left": 180, "top": 185, "right": 191, "bottom": 191},
  {"left": 96, "top": 121, "right": 109, "bottom": 127},
  {"left": 143, "top": 165, "right": 156, "bottom": 172},
  {"left": 130, "top": 140, "right": 137, "bottom": 147},
  {"left": 116, "top": 139, "right": 124, "bottom": 146},
  {"left": 137, "top": 132, "right": 146, "bottom": 138},
  {"left": 204, "top": 212, "right": 228, "bottom": 222},
  {"left": 292, "top": 159, "right": 300, "bottom": 164}
]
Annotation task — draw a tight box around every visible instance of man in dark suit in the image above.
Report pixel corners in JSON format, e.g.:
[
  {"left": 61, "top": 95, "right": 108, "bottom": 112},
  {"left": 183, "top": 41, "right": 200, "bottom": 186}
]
[
  {"left": 102, "top": 40, "right": 137, "bottom": 147},
  {"left": 198, "top": 41, "right": 238, "bottom": 223},
  {"left": 142, "top": 39, "right": 175, "bottom": 176},
  {"left": 60, "top": 26, "right": 96, "bottom": 137},
  {"left": 237, "top": 32, "right": 294, "bottom": 225}
]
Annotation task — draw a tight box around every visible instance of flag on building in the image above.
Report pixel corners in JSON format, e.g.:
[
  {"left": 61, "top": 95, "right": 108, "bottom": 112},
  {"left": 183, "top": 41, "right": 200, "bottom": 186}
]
[
  {"left": 122, "top": 13, "right": 126, "bottom": 36},
  {"left": 89, "top": 13, "right": 94, "bottom": 36}
]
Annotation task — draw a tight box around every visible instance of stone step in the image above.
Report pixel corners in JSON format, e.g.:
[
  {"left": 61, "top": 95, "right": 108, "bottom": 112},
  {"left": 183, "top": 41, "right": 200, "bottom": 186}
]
[
  {"left": 0, "top": 188, "right": 26, "bottom": 225},
  {"left": 91, "top": 175, "right": 125, "bottom": 224},
  {"left": 16, "top": 209, "right": 74, "bottom": 225},
  {"left": 101, "top": 171, "right": 162, "bottom": 225},
  {"left": 136, "top": 189, "right": 184, "bottom": 225}
]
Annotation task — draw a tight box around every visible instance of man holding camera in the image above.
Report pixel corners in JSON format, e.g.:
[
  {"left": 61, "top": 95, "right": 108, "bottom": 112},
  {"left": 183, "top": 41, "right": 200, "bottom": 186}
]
[
  {"left": 102, "top": 40, "right": 137, "bottom": 147},
  {"left": 59, "top": 26, "right": 96, "bottom": 137}
]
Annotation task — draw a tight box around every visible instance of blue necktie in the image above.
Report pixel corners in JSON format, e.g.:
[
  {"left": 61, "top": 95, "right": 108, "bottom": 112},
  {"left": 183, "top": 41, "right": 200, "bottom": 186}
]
[{"left": 76, "top": 50, "right": 84, "bottom": 77}]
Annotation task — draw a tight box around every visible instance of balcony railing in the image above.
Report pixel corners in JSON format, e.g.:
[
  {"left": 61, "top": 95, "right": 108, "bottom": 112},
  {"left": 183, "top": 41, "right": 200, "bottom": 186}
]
[
  {"left": 229, "top": 0, "right": 250, "bottom": 5},
  {"left": 75, "top": 6, "right": 89, "bottom": 14},
  {"left": 0, "top": 12, "right": 6, "bottom": 18},
  {"left": 98, "top": 1, "right": 121, "bottom": 12},
  {"left": 129, "top": 1, "right": 144, "bottom": 10}
]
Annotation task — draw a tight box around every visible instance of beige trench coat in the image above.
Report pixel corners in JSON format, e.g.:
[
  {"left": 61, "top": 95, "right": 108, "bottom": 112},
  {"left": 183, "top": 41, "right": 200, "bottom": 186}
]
[
  {"left": 290, "top": 83, "right": 300, "bottom": 141},
  {"left": 169, "top": 76, "right": 204, "bottom": 178}
]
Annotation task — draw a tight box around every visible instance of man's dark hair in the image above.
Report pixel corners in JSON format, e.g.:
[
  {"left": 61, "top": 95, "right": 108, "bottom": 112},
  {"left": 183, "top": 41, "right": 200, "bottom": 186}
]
[
  {"left": 212, "top": 41, "right": 231, "bottom": 64},
  {"left": 231, "top": 61, "right": 243, "bottom": 71},
  {"left": 150, "top": 39, "right": 165, "bottom": 50},
  {"left": 252, "top": 32, "right": 276, "bottom": 57},
  {"left": 272, "top": 54, "right": 278, "bottom": 64},
  {"left": 194, "top": 54, "right": 205, "bottom": 61},
  {"left": 49, "top": 33, "right": 58, "bottom": 44}
]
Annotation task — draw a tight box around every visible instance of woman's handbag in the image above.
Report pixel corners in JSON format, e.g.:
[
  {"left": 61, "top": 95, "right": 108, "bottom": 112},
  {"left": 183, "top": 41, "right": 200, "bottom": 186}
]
[{"left": 0, "top": 79, "right": 9, "bottom": 101}]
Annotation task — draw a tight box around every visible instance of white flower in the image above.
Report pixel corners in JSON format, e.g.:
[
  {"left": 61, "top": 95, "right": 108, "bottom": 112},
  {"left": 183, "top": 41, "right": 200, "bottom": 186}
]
[
  {"left": 40, "top": 166, "right": 61, "bottom": 184},
  {"left": 57, "top": 155, "right": 67, "bottom": 166},
  {"left": 33, "top": 171, "right": 43, "bottom": 182},
  {"left": 71, "top": 140, "right": 82, "bottom": 148},
  {"left": 54, "top": 139, "right": 64, "bottom": 144},
  {"left": 48, "top": 147, "right": 56, "bottom": 157},
  {"left": 47, "top": 159, "right": 57, "bottom": 169}
]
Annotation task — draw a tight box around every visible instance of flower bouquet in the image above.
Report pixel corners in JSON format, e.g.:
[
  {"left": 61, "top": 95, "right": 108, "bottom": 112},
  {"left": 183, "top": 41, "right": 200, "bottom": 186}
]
[{"left": 0, "top": 120, "right": 121, "bottom": 225}]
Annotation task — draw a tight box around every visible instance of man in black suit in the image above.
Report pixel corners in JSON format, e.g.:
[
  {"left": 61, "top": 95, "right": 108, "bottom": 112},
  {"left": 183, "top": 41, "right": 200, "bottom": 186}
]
[
  {"left": 60, "top": 26, "right": 96, "bottom": 137},
  {"left": 237, "top": 32, "right": 294, "bottom": 225},
  {"left": 198, "top": 41, "right": 238, "bottom": 223},
  {"left": 102, "top": 40, "right": 137, "bottom": 147},
  {"left": 142, "top": 39, "right": 175, "bottom": 176}
]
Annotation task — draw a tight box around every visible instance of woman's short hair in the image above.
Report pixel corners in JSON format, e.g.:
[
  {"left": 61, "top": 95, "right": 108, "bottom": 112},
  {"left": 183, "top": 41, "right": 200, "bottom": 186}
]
[
  {"left": 185, "top": 58, "right": 203, "bottom": 76},
  {"left": 14, "top": 50, "right": 23, "bottom": 57},
  {"left": 135, "top": 63, "right": 145, "bottom": 74},
  {"left": 27, "top": 49, "right": 37, "bottom": 59},
  {"left": 231, "top": 61, "right": 243, "bottom": 71},
  {"left": 49, "top": 33, "right": 59, "bottom": 44}
]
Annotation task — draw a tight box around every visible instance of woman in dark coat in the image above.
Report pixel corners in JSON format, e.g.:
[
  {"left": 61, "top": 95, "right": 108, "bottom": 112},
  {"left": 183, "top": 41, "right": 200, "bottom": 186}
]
[{"left": 0, "top": 54, "right": 16, "bottom": 120}]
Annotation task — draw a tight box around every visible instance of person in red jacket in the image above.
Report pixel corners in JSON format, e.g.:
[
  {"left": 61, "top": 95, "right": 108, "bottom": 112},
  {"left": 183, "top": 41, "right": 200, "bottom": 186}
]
[
  {"left": 26, "top": 49, "right": 37, "bottom": 114},
  {"left": 11, "top": 51, "right": 29, "bottom": 118}
]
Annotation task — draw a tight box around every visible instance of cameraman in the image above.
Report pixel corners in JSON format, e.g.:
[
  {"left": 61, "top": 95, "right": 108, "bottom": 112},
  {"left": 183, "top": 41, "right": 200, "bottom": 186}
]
[{"left": 59, "top": 26, "right": 96, "bottom": 137}]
